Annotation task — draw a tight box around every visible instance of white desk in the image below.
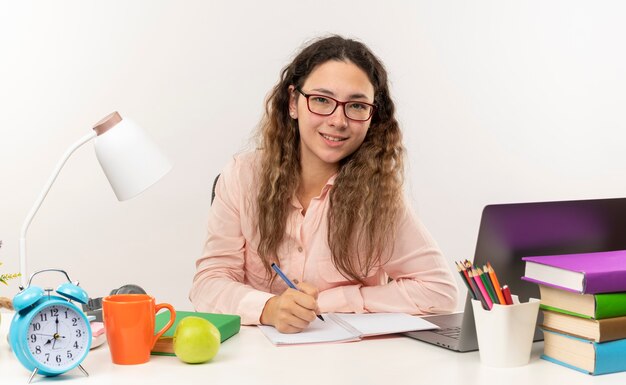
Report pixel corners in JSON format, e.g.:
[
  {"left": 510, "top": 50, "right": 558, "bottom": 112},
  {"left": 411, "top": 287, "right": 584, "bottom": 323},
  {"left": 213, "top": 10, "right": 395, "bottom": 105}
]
[{"left": 1, "top": 310, "right": 624, "bottom": 385}]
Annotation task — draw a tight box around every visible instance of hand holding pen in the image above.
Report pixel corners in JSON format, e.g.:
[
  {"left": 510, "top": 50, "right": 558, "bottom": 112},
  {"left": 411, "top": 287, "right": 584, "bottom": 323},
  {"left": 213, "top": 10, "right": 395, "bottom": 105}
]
[
  {"left": 259, "top": 263, "right": 324, "bottom": 334},
  {"left": 272, "top": 263, "right": 324, "bottom": 322}
]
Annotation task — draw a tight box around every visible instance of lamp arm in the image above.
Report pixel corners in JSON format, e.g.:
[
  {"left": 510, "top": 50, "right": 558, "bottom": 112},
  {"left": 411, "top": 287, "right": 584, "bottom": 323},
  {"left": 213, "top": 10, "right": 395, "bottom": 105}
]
[{"left": 19, "top": 131, "right": 97, "bottom": 287}]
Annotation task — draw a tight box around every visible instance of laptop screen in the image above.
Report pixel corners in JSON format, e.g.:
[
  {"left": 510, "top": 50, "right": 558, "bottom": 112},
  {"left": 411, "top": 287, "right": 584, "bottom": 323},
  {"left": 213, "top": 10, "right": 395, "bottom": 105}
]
[{"left": 472, "top": 197, "right": 626, "bottom": 305}]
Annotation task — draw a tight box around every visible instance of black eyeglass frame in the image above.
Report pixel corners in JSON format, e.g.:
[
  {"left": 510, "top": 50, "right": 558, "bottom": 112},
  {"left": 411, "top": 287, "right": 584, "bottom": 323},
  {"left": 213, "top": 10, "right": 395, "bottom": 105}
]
[{"left": 296, "top": 87, "right": 376, "bottom": 122}]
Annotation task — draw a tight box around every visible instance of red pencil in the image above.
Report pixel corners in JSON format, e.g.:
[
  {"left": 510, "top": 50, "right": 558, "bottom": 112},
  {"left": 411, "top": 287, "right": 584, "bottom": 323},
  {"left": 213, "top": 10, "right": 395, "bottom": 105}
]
[{"left": 501, "top": 285, "right": 514, "bottom": 305}]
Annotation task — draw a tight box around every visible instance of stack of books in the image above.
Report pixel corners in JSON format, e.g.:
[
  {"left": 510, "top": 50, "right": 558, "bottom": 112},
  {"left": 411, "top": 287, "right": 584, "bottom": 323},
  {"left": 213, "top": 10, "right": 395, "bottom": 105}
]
[{"left": 522, "top": 250, "right": 626, "bottom": 375}]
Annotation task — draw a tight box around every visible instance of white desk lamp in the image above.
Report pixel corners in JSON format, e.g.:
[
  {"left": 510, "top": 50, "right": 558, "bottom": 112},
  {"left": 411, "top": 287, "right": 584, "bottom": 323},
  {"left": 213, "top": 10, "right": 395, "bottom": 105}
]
[{"left": 18, "top": 111, "right": 172, "bottom": 287}]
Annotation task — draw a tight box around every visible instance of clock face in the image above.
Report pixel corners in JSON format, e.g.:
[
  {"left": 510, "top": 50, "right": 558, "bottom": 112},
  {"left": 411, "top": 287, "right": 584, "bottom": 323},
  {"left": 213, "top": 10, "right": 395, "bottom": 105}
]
[{"left": 26, "top": 303, "right": 91, "bottom": 371}]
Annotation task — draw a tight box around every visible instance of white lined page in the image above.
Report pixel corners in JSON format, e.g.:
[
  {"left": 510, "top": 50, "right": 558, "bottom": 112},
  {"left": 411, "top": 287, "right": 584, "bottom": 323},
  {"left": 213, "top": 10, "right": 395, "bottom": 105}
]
[
  {"left": 333, "top": 313, "right": 439, "bottom": 337},
  {"left": 258, "top": 312, "right": 439, "bottom": 345},
  {"left": 258, "top": 316, "right": 360, "bottom": 345}
]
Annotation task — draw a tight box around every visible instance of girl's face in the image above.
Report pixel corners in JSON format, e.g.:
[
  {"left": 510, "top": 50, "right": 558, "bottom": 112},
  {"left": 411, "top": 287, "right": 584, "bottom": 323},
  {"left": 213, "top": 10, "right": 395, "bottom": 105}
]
[{"left": 289, "top": 60, "right": 374, "bottom": 173}]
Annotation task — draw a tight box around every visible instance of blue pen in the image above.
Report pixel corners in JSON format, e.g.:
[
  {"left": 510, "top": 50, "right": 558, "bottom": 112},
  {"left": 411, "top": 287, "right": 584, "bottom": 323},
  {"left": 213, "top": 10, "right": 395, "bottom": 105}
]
[{"left": 271, "top": 263, "right": 324, "bottom": 321}]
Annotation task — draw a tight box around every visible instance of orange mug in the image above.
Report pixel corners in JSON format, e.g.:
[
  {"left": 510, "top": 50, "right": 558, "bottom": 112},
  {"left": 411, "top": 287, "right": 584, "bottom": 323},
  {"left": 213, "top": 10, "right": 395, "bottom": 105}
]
[{"left": 103, "top": 294, "right": 176, "bottom": 365}]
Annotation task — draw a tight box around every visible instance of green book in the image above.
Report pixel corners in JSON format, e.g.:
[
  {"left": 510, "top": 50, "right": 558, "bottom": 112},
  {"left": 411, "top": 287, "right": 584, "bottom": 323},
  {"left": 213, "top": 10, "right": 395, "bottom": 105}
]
[
  {"left": 151, "top": 310, "right": 241, "bottom": 356},
  {"left": 539, "top": 285, "right": 626, "bottom": 320}
]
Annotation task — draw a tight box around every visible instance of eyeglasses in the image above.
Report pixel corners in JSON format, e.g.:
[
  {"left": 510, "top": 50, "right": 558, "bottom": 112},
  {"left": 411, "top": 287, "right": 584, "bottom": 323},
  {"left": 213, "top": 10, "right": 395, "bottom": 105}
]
[{"left": 296, "top": 87, "right": 375, "bottom": 122}]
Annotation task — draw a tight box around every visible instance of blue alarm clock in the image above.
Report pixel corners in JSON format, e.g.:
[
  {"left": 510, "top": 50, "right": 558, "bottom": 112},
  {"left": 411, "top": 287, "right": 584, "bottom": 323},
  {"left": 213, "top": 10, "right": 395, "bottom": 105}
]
[{"left": 9, "top": 269, "right": 92, "bottom": 382}]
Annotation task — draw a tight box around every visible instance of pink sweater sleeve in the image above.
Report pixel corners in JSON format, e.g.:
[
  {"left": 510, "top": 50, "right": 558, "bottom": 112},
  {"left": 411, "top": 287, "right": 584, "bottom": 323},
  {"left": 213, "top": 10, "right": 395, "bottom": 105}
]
[
  {"left": 317, "top": 206, "right": 459, "bottom": 315},
  {"left": 189, "top": 156, "right": 273, "bottom": 325}
]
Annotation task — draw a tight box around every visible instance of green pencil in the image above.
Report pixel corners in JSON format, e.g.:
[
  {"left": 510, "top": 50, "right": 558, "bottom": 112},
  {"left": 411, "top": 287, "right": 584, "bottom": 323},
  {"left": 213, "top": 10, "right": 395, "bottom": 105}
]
[{"left": 477, "top": 267, "right": 499, "bottom": 304}]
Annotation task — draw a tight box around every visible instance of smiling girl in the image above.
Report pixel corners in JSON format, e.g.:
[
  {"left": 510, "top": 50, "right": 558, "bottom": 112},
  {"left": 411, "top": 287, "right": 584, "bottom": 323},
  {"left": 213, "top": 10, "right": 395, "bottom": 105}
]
[{"left": 190, "top": 35, "right": 458, "bottom": 333}]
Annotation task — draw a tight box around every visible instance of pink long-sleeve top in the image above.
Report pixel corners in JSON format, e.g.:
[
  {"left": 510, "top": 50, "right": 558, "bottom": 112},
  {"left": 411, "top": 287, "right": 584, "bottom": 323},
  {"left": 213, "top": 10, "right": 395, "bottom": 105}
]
[{"left": 190, "top": 151, "right": 458, "bottom": 325}]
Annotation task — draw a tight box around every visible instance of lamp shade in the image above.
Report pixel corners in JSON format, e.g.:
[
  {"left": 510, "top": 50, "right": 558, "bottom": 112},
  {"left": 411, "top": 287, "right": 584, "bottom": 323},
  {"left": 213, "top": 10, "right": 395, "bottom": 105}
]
[{"left": 92, "top": 112, "right": 172, "bottom": 201}]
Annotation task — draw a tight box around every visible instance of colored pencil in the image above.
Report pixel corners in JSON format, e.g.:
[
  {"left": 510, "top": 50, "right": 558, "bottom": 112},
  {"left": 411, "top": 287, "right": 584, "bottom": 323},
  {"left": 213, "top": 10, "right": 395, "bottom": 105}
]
[
  {"left": 456, "top": 260, "right": 490, "bottom": 309},
  {"left": 463, "top": 260, "right": 492, "bottom": 309},
  {"left": 482, "top": 264, "right": 502, "bottom": 305},
  {"left": 471, "top": 268, "right": 493, "bottom": 310},
  {"left": 455, "top": 261, "right": 477, "bottom": 300},
  {"left": 486, "top": 262, "right": 506, "bottom": 305},
  {"left": 467, "top": 269, "right": 489, "bottom": 310},
  {"left": 501, "top": 285, "right": 514, "bottom": 305},
  {"left": 477, "top": 267, "right": 499, "bottom": 304}
]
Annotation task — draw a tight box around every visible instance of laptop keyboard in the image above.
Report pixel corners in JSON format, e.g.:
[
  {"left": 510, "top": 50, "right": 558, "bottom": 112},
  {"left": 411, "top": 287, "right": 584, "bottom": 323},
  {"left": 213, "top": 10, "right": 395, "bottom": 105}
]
[{"left": 433, "top": 326, "right": 461, "bottom": 340}]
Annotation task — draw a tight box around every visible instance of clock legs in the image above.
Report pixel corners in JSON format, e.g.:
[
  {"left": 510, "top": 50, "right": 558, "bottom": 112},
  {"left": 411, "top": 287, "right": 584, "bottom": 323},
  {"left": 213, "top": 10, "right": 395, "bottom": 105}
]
[
  {"left": 78, "top": 364, "right": 89, "bottom": 377},
  {"left": 28, "top": 368, "right": 38, "bottom": 384},
  {"left": 26, "top": 364, "right": 88, "bottom": 383}
]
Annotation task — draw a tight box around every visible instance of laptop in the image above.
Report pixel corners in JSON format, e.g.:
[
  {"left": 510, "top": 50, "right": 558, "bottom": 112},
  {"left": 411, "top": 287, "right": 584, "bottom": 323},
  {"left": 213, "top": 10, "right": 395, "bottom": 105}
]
[{"left": 405, "top": 197, "right": 626, "bottom": 352}]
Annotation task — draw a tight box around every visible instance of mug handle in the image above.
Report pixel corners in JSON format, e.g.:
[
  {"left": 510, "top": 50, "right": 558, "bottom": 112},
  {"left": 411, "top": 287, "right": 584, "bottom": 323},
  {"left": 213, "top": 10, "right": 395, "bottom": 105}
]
[{"left": 152, "top": 303, "right": 176, "bottom": 348}]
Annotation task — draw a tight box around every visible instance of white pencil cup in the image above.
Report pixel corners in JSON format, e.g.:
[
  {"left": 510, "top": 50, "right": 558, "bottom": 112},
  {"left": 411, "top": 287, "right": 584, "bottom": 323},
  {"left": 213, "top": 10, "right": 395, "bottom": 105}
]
[{"left": 471, "top": 295, "right": 540, "bottom": 368}]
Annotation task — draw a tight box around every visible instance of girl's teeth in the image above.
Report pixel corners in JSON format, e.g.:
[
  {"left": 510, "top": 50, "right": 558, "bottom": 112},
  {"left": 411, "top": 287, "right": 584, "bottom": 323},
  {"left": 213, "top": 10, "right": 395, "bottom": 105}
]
[{"left": 322, "top": 134, "right": 344, "bottom": 142}]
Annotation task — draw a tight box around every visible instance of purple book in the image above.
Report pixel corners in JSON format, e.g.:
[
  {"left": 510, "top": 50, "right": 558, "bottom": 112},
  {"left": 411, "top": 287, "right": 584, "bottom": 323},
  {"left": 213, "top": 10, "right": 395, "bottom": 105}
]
[{"left": 522, "top": 250, "right": 626, "bottom": 294}]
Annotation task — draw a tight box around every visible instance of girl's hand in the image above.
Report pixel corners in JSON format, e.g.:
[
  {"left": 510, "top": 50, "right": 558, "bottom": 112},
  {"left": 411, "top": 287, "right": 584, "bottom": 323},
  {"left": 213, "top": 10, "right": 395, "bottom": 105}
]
[{"left": 260, "top": 282, "right": 320, "bottom": 333}]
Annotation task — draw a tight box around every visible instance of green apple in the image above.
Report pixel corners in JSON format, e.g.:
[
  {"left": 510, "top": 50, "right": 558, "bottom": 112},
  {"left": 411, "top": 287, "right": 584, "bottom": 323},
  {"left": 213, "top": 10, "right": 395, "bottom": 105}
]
[{"left": 173, "top": 316, "right": 221, "bottom": 364}]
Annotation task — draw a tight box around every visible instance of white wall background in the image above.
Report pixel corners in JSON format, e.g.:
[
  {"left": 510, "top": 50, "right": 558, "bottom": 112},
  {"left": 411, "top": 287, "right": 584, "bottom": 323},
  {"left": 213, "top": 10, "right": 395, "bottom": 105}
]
[{"left": 1, "top": 1, "right": 625, "bottom": 311}]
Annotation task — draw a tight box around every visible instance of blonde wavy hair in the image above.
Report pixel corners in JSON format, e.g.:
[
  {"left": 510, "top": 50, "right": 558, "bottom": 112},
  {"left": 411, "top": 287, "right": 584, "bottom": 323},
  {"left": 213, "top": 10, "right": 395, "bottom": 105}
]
[{"left": 255, "top": 36, "right": 405, "bottom": 284}]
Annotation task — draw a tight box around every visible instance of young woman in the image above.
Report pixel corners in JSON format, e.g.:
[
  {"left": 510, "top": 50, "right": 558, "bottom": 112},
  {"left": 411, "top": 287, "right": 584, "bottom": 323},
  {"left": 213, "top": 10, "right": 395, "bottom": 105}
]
[{"left": 190, "top": 35, "right": 458, "bottom": 333}]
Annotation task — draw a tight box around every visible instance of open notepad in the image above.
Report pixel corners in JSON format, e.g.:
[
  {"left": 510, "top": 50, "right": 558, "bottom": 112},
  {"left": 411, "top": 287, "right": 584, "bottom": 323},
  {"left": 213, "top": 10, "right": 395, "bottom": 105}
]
[{"left": 258, "top": 313, "right": 439, "bottom": 345}]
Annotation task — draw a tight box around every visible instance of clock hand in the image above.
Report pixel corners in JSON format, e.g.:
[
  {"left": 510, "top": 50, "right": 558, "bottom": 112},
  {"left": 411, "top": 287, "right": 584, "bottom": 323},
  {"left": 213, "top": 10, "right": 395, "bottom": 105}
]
[
  {"left": 37, "top": 333, "right": 55, "bottom": 345},
  {"left": 51, "top": 317, "right": 60, "bottom": 349},
  {"left": 51, "top": 330, "right": 69, "bottom": 349},
  {"left": 34, "top": 333, "right": 55, "bottom": 337}
]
